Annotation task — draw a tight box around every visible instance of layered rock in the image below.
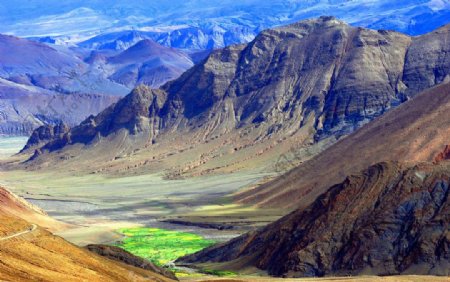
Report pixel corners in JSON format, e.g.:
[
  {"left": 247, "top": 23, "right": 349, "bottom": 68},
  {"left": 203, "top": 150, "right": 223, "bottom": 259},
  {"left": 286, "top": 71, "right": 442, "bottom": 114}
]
[
  {"left": 23, "top": 18, "right": 450, "bottom": 176},
  {"left": 237, "top": 82, "right": 450, "bottom": 210},
  {"left": 21, "top": 122, "right": 69, "bottom": 152},
  {"left": 180, "top": 161, "right": 450, "bottom": 277},
  {"left": 435, "top": 145, "right": 450, "bottom": 164}
]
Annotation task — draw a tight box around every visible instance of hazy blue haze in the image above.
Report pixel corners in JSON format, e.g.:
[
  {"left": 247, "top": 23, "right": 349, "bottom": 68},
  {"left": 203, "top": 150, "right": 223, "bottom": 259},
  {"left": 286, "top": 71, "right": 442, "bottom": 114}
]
[{"left": 0, "top": 0, "right": 449, "bottom": 49}]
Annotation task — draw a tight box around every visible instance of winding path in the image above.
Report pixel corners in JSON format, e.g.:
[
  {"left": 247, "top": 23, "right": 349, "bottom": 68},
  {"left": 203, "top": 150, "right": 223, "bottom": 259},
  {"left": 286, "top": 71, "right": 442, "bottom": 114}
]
[{"left": 0, "top": 224, "right": 37, "bottom": 241}]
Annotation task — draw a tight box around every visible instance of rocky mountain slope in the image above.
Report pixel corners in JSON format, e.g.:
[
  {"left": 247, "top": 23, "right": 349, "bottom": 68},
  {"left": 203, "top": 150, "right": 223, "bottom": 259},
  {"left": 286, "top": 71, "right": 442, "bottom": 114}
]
[
  {"left": 236, "top": 81, "right": 450, "bottom": 210},
  {"left": 21, "top": 18, "right": 450, "bottom": 177},
  {"left": 0, "top": 84, "right": 118, "bottom": 135},
  {"left": 180, "top": 161, "right": 449, "bottom": 277}
]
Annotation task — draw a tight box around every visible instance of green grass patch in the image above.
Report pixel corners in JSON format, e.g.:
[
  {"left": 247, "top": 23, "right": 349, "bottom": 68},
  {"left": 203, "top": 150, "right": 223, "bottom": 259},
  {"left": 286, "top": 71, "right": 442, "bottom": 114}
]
[
  {"left": 116, "top": 227, "right": 215, "bottom": 266},
  {"left": 200, "top": 269, "right": 238, "bottom": 277}
]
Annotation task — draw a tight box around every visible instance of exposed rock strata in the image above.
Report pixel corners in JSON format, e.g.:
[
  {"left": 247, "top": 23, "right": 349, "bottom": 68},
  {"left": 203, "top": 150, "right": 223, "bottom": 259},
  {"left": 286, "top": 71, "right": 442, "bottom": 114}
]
[{"left": 181, "top": 161, "right": 450, "bottom": 277}]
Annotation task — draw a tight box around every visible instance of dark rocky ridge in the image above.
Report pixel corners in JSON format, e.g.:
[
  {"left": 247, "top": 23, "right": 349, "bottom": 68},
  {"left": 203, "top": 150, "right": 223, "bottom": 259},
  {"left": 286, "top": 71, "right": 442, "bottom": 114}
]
[
  {"left": 26, "top": 18, "right": 450, "bottom": 169},
  {"left": 86, "top": 244, "right": 178, "bottom": 281},
  {"left": 180, "top": 161, "right": 450, "bottom": 277},
  {"left": 20, "top": 122, "right": 69, "bottom": 152}
]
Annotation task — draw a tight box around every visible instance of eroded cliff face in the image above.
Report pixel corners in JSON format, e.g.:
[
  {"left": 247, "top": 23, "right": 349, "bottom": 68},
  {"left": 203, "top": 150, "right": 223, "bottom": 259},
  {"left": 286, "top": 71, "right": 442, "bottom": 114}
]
[
  {"left": 21, "top": 122, "right": 69, "bottom": 152},
  {"left": 23, "top": 18, "right": 450, "bottom": 177},
  {"left": 180, "top": 161, "right": 450, "bottom": 277}
]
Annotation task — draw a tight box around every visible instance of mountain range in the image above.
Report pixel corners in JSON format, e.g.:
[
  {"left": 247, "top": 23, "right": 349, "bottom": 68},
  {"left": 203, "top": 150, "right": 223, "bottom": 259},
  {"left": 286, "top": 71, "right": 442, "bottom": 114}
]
[
  {"left": 0, "top": 34, "right": 195, "bottom": 135},
  {"left": 0, "top": 5, "right": 449, "bottom": 280},
  {"left": 1, "top": 1, "right": 449, "bottom": 50},
  {"left": 20, "top": 17, "right": 450, "bottom": 179},
  {"left": 236, "top": 82, "right": 450, "bottom": 209},
  {"left": 177, "top": 73, "right": 450, "bottom": 278}
]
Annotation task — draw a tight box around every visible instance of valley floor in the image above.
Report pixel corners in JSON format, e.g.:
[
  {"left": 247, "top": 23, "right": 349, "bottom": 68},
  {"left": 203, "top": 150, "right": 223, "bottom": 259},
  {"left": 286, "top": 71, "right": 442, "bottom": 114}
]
[{"left": 0, "top": 137, "right": 284, "bottom": 244}]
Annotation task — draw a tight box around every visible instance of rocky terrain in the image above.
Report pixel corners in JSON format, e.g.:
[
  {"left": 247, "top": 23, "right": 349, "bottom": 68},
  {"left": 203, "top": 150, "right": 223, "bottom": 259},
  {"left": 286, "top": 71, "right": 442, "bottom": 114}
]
[
  {"left": 21, "top": 18, "right": 450, "bottom": 177},
  {"left": 236, "top": 81, "right": 450, "bottom": 210},
  {"left": 20, "top": 122, "right": 70, "bottom": 152},
  {"left": 180, "top": 161, "right": 450, "bottom": 277}
]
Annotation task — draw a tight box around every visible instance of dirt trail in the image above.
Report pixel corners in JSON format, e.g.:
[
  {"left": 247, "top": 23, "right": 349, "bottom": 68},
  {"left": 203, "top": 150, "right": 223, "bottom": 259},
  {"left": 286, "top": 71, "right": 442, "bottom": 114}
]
[{"left": 0, "top": 224, "right": 37, "bottom": 241}]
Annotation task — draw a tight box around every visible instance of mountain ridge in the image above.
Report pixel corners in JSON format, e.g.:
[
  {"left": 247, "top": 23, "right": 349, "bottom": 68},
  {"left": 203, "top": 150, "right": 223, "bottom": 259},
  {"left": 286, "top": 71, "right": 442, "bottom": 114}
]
[
  {"left": 20, "top": 18, "right": 450, "bottom": 178},
  {"left": 180, "top": 160, "right": 450, "bottom": 277}
]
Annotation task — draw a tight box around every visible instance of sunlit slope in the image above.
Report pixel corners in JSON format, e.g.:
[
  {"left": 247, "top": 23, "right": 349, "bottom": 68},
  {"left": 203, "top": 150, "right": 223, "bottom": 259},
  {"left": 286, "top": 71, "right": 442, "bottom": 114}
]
[{"left": 0, "top": 211, "right": 175, "bottom": 281}]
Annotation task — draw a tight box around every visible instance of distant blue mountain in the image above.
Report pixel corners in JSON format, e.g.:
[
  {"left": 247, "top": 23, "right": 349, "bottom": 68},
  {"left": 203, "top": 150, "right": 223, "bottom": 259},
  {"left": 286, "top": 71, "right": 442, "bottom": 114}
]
[
  {"left": 0, "top": 34, "right": 194, "bottom": 134},
  {"left": 0, "top": 1, "right": 449, "bottom": 49}
]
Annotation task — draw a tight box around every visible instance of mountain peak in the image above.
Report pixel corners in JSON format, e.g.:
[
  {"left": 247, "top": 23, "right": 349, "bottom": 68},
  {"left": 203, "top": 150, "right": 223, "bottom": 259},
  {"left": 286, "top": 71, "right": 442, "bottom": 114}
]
[
  {"left": 108, "top": 39, "right": 182, "bottom": 64},
  {"left": 131, "top": 39, "right": 165, "bottom": 50}
]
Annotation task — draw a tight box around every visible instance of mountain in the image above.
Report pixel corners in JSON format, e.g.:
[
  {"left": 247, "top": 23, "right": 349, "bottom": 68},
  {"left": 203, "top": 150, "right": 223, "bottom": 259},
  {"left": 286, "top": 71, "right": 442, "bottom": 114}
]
[
  {"left": 0, "top": 188, "right": 175, "bottom": 282},
  {"left": 236, "top": 81, "right": 450, "bottom": 210},
  {"left": 0, "top": 34, "right": 79, "bottom": 77},
  {"left": 21, "top": 18, "right": 450, "bottom": 177},
  {"left": 106, "top": 39, "right": 194, "bottom": 88},
  {"left": 0, "top": 34, "right": 194, "bottom": 135},
  {"left": 78, "top": 25, "right": 258, "bottom": 51},
  {"left": 79, "top": 30, "right": 155, "bottom": 51},
  {"left": 0, "top": 33, "right": 125, "bottom": 135},
  {"left": 1, "top": 1, "right": 449, "bottom": 50},
  {"left": 180, "top": 160, "right": 449, "bottom": 277},
  {"left": 0, "top": 34, "right": 128, "bottom": 95},
  {"left": 0, "top": 83, "right": 119, "bottom": 135}
]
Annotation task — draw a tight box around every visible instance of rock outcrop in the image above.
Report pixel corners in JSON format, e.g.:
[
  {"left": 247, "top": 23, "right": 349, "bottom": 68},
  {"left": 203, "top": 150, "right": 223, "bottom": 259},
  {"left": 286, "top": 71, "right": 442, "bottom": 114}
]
[
  {"left": 435, "top": 145, "right": 450, "bottom": 163},
  {"left": 21, "top": 122, "right": 69, "bottom": 152},
  {"left": 180, "top": 161, "right": 450, "bottom": 277}
]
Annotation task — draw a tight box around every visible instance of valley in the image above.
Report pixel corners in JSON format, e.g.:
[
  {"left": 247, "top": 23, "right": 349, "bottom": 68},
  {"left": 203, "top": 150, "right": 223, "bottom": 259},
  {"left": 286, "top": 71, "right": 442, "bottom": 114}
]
[
  {"left": 0, "top": 135, "right": 284, "bottom": 240},
  {"left": 0, "top": 139, "right": 448, "bottom": 282},
  {"left": 0, "top": 3, "right": 449, "bottom": 280}
]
